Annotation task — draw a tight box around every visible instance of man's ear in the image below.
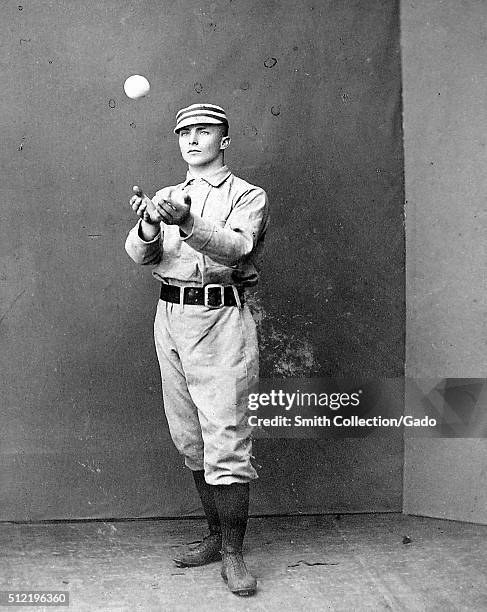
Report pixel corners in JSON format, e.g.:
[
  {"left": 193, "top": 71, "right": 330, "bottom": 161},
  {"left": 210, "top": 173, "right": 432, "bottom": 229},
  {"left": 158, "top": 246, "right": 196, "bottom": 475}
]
[{"left": 220, "top": 136, "right": 231, "bottom": 150}]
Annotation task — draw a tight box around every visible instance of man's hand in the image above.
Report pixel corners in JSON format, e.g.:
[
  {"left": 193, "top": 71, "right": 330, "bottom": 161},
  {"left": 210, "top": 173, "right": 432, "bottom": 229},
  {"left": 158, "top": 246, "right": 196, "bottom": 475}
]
[
  {"left": 130, "top": 186, "right": 163, "bottom": 225},
  {"left": 155, "top": 187, "right": 192, "bottom": 227}
]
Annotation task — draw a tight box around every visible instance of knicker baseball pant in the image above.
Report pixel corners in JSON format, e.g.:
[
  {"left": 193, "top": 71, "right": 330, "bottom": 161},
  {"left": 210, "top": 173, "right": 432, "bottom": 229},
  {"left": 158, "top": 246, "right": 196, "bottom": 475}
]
[{"left": 153, "top": 296, "right": 258, "bottom": 485}]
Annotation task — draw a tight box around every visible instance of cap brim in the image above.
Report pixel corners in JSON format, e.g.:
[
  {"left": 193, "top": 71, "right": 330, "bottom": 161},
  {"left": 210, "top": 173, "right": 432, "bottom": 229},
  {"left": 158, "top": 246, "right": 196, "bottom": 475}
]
[{"left": 174, "top": 115, "right": 227, "bottom": 134}]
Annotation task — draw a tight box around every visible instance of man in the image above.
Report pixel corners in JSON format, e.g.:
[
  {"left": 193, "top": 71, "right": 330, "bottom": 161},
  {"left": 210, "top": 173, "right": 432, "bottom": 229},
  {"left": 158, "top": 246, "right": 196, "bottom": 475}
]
[{"left": 125, "top": 103, "right": 269, "bottom": 596}]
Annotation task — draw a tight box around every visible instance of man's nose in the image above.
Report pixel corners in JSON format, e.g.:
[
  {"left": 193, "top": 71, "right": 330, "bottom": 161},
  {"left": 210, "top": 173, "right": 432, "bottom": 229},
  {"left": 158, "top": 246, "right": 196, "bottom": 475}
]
[{"left": 189, "top": 129, "right": 198, "bottom": 144}]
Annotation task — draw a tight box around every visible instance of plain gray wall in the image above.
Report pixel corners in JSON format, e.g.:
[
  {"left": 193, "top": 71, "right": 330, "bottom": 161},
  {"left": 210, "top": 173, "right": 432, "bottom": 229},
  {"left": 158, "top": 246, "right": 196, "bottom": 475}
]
[
  {"left": 402, "top": 0, "right": 487, "bottom": 524},
  {"left": 0, "top": 0, "right": 404, "bottom": 520}
]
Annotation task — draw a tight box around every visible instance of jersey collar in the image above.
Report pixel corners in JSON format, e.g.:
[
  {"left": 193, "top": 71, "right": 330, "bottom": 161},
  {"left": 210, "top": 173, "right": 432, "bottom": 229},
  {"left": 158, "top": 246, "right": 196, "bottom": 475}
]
[{"left": 183, "top": 165, "right": 231, "bottom": 188}]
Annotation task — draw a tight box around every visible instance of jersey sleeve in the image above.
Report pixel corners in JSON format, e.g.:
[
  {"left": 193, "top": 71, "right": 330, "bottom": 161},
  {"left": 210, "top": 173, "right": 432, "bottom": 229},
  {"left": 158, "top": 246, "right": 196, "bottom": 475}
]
[
  {"left": 124, "top": 219, "right": 163, "bottom": 265},
  {"left": 181, "top": 187, "right": 269, "bottom": 266}
]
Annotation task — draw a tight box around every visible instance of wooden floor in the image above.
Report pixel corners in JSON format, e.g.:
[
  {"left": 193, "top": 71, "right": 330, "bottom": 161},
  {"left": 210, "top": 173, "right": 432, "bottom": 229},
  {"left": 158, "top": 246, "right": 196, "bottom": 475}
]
[{"left": 1, "top": 514, "right": 486, "bottom": 611}]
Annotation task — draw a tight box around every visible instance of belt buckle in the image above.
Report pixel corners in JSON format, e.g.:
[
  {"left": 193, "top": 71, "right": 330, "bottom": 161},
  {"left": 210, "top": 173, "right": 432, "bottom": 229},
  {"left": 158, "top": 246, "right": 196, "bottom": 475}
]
[{"left": 204, "top": 284, "right": 225, "bottom": 308}]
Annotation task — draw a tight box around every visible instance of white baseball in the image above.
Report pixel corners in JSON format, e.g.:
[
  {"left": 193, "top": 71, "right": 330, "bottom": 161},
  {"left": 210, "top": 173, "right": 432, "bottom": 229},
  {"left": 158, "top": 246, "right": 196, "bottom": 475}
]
[{"left": 123, "top": 75, "right": 150, "bottom": 99}]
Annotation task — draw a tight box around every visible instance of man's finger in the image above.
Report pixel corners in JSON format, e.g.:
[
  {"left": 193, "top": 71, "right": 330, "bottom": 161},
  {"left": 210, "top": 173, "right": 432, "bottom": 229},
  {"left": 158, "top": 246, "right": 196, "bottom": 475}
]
[
  {"left": 160, "top": 210, "right": 173, "bottom": 224},
  {"left": 136, "top": 203, "right": 147, "bottom": 217},
  {"left": 153, "top": 201, "right": 165, "bottom": 215},
  {"left": 160, "top": 207, "right": 173, "bottom": 219},
  {"left": 161, "top": 202, "right": 177, "bottom": 214},
  {"left": 133, "top": 185, "right": 144, "bottom": 197}
]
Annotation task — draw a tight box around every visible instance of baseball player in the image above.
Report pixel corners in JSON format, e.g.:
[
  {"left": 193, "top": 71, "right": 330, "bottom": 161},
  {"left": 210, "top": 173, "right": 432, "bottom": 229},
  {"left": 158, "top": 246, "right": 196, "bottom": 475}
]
[{"left": 125, "top": 103, "right": 269, "bottom": 596}]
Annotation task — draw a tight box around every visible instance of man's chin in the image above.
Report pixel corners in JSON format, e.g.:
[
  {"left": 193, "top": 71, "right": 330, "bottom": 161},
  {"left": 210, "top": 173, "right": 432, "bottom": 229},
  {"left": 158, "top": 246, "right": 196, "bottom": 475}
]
[
  {"left": 186, "top": 159, "right": 212, "bottom": 168},
  {"left": 184, "top": 155, "right": 204, "bottom": 164}
]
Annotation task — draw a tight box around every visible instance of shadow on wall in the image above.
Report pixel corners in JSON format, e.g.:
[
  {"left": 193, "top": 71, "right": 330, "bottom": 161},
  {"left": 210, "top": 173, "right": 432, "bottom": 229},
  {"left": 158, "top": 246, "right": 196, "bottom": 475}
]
[{"left": 246, "top": 291, "right": 320, "bottom": 377}]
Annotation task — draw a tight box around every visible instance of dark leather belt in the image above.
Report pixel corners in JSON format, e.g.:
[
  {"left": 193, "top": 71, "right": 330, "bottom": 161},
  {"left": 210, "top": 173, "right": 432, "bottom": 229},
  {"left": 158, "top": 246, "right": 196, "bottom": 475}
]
[{"left": 159, "top": 283, "right": 244, "bottom": 308}]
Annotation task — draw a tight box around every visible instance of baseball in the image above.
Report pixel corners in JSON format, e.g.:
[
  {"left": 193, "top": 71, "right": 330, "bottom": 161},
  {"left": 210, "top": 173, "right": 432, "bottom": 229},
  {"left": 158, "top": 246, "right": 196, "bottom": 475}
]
[{"left": 123, "top": 75, "right": 150, "bottom": 99}]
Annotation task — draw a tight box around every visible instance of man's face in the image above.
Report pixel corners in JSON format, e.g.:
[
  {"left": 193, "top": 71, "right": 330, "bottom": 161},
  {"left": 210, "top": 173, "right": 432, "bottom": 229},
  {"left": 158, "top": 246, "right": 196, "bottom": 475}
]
[{"left": 178, "top": 124, "right": 229, "bottom": 167}]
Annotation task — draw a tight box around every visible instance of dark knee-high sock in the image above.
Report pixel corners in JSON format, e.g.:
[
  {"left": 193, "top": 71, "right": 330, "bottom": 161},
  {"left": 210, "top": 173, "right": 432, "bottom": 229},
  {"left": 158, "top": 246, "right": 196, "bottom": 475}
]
[
  {"left": 213, "top": 483, "right": 249, "bottom": 551},
  {"left": 192, "top": 470, "right": 221, "bottom": 534}
]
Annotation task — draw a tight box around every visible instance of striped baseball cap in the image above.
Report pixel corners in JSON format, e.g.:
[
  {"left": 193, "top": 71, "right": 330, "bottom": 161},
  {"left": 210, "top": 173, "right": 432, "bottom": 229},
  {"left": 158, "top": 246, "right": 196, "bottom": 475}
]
[{"left": 174, "top": 103, "right": 228, "bottom": 133}]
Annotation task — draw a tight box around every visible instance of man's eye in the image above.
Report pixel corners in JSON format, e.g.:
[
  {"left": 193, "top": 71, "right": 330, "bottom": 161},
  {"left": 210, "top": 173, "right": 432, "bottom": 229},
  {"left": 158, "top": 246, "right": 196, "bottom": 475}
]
[{"left": 201, "top": 130, "right": 209, "bottom": 134}]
